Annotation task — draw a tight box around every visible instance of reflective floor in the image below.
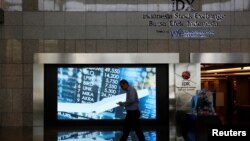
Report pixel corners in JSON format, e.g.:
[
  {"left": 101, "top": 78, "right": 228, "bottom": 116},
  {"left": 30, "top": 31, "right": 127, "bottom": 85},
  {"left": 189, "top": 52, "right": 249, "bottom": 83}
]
[
  {"left": 57, "top": 130, "right": 156, "bottom": 141},
  {"left": 0, "top": 126, "right": 169, "bottom": 141}
]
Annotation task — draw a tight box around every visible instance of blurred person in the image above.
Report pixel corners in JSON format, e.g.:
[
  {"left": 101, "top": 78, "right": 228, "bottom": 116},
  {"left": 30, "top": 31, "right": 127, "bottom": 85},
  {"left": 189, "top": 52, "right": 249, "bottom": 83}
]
[{"left": 117, "top": 79, "right": 146, "bottom": 141}]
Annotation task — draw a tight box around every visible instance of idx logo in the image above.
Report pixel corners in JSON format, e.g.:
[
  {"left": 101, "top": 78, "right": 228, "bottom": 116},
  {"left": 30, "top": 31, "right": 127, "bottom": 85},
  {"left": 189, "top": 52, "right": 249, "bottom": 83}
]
[{"left": 172, "top": 0, "right": 195, "bottom": 11}]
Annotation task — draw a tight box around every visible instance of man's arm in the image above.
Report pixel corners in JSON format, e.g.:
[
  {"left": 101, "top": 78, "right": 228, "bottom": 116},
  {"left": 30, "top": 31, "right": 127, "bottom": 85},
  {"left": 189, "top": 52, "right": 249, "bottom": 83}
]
[
  {"left": 121, "top": 88, "right": 137, "bottom": 106},
  {"left": 117, "top": 89, "right": 149, "bottom": 107}
]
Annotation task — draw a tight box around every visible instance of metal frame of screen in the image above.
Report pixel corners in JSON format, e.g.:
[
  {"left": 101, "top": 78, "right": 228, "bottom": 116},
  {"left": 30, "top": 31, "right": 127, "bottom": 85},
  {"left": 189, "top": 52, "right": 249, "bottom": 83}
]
[
  {"left": 44, "top": 64, "right": 167, "bottom": 127},
  {"left": 33, "top": 53, "right": 179, "bottom": 141}
]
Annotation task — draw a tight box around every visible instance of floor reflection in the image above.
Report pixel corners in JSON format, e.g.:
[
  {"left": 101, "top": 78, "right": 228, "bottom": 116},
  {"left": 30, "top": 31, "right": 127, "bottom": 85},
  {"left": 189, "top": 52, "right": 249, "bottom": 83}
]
[
  {"left": 0, "top": 126, "right": 167, "bottom": 141},
  {"left": 57, "top": 131, "right": 156, "bottom": 141}
]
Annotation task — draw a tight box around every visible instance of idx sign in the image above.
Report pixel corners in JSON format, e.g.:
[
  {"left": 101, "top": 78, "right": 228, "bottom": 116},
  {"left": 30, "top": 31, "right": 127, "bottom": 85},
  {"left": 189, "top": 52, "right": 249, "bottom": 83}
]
[{"left": 172, "top": 0, "right": 195, "bottom": 11}]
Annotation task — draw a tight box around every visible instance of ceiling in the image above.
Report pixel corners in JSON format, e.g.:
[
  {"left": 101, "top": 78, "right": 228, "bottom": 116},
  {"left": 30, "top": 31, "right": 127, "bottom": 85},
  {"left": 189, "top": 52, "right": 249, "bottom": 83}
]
[{"left": 201, "top": 64, "right": 250, "bottom": 77}]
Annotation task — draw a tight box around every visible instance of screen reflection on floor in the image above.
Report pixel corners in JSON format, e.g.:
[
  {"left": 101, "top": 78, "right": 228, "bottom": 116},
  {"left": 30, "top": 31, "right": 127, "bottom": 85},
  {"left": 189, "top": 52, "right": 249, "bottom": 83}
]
[{"left": 58, "top": 131, "right": 156, "bottom": 141}]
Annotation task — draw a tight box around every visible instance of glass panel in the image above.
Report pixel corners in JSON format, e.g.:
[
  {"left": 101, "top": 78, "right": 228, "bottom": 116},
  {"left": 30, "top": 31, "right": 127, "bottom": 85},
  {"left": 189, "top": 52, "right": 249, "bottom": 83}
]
[
  {"left": 38, "top": 0, "right": 44, "bottom": 11},
  {"left": 37, "top": 0, "right": 250, "bottom": 11},
  {"left": 235, "top": 0, "right": 244, "bottom": 11},
  {"left": 44, "top": 0, "right": 55, "bottom": 11},
  {"left": 244, "top": 0, "right": 250, "bottom": 10},
  {"left": 43, "top": 0, "right": 65, "bottom": 11},
  {"left": 55, "top": 0, "right": 65, "bottom": 11},
  {"left": 4, "top": 0, "right": 22, "bottom": 11},
  {"left": 202, "top": 0, "right": 220, "bottom": 11},
  {"left": 220, "top": 0, "right": 231, "bottom": 11},
  {"left": 65, "top": 0, "right": 84, "bottom": 11}
]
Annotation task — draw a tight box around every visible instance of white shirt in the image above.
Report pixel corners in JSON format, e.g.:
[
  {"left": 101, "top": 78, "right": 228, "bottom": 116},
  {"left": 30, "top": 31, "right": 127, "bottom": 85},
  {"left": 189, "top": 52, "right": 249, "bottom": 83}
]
[{"left": 124, "top": 86, "right": 140, "bottom": 111}]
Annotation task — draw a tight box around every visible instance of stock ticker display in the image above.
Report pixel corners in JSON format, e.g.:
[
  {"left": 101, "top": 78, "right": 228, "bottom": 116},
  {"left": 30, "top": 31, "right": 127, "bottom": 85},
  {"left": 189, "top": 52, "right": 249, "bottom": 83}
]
[{"left": 57, "top": 67, "right": 156, "bottom": 120}]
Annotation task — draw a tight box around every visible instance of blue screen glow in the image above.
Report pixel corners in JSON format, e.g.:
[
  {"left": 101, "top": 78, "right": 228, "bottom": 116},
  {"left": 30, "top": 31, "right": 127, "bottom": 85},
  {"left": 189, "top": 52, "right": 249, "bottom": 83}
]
[{"left": 57, "top": 67, "right": 156, "bottom": 120}]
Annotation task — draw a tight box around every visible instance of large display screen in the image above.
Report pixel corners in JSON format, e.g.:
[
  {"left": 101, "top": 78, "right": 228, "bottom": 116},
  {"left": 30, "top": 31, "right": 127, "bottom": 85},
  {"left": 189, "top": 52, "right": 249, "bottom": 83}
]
[{"left": 57, "top": 67, "right": 156, "bottom": 120}]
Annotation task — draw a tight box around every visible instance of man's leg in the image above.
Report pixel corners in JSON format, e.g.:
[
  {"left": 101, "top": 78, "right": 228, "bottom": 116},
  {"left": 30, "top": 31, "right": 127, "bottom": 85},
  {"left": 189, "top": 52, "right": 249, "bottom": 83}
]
[
  {"left": 133, "top": 110, "right": 146, "bottom": 141},
  {"left": 134, "top": 117, "right": 146, "bottom": 141},
  {"left": 120, "top": 113, "right": 132, "bottom": 141},
  {"left": 120, "top": 125, "right": 131, "bottom": 141}
]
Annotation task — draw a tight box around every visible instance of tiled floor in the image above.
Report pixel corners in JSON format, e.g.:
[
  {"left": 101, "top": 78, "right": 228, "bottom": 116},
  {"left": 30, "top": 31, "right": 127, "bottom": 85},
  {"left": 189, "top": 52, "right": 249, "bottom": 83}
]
[{"left": 1, "top": 115, "right": 249, "bottom": 141}]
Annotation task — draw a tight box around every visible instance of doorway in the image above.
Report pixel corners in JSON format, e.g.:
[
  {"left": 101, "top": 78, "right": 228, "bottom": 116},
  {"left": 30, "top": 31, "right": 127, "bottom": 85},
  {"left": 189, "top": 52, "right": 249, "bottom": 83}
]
[
  {"left": 201, "top": 63, "right": 250, "bottom": 124},
  {"left": 191, "top": 53, "right": 250, "bottom": 125}
]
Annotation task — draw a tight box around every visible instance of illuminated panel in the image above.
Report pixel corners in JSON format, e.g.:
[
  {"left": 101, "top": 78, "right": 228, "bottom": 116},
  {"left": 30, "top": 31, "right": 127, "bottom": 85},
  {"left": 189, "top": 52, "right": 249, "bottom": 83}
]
[{"left": 57, "top": 67, "right": 156, "bottom": 120}]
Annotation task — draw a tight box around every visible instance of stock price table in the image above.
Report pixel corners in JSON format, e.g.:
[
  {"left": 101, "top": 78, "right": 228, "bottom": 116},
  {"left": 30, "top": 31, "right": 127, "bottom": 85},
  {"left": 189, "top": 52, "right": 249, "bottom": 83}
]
[{"left": 57, "top": 67, "right": 156, "bottom": 120}]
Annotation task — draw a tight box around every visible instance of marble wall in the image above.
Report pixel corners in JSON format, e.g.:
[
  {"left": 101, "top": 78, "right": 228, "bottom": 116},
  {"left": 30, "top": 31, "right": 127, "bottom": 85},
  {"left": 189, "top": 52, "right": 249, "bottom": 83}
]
[{"left": 0, "top": 0, "right": 250, "bottom": 126}]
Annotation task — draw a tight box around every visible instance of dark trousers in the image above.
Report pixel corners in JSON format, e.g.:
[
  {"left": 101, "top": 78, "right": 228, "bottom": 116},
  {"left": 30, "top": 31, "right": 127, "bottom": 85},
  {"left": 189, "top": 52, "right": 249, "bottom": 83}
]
[{"left": 120, "top": 110, "right": 146, "bottom": 141}]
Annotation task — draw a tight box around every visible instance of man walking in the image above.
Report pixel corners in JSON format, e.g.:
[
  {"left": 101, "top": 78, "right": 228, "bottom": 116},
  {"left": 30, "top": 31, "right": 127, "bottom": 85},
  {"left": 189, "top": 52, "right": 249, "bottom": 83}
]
[{"left": 117, "top": 79, "right": 146, "bottom": 141}]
